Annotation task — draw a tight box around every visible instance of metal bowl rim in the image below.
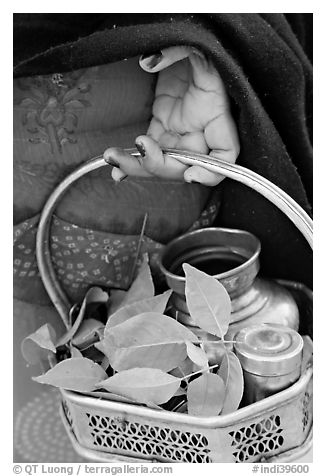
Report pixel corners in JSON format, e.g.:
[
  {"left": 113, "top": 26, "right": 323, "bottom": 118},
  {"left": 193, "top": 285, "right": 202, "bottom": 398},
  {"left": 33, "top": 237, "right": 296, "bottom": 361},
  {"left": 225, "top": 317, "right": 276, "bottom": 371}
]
[{"left": 158, "top": 227, "right": 261, "bottom": 285}]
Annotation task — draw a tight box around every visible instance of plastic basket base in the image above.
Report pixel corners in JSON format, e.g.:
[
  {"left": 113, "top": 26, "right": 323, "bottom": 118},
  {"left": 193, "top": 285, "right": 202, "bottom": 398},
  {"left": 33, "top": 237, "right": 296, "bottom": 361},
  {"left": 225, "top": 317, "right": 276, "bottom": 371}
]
[{"left": 60, "top": 405, "right": 313, "bottom": 464}]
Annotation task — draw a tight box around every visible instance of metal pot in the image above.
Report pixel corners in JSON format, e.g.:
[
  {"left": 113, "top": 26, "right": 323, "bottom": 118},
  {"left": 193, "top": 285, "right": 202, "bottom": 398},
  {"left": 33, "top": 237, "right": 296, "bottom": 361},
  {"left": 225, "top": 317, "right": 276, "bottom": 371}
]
[{"left": 158, "top": 227, "right": 299, "bottom": 364}]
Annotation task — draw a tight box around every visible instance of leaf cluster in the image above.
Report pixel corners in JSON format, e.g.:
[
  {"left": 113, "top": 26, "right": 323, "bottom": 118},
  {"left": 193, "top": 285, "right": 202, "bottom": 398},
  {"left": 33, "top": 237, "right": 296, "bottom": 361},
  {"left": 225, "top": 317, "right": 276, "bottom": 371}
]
[{"left": 22, "top": 257, "right": 244, "bottom": 416}]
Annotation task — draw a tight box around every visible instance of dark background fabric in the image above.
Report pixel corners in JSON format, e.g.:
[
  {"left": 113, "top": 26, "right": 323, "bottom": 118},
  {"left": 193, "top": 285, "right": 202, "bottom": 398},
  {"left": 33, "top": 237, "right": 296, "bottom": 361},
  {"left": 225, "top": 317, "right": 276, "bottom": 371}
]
[{"left": 13, "top": 13, "right": 313, "bottom": 288}]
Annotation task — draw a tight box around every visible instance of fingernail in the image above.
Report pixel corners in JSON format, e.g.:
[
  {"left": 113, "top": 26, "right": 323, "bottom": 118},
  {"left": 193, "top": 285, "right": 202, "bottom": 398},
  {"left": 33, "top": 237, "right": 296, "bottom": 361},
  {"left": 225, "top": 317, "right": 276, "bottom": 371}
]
[
  {"left": 117, "top": 174, "right": 128, "bottom": 182},
  {"left": 188, "top": 180, "right": 201, "bottom": 185},
  {"left": 105, "top": 156, "right": 120, "bottom": 168},
  {"left": 135, "top": 141, "right": 146, "bottom": 157},
  {"left": 141, "top": 51, "right": 162, "bottom": 68}
]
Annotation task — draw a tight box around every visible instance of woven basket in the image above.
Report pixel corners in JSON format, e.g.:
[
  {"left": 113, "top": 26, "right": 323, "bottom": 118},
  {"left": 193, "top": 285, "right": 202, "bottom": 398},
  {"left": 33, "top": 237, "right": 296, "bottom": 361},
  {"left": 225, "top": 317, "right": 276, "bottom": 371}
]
[{"left": 36, "top": 149, "right": 313, "bottom": 463}]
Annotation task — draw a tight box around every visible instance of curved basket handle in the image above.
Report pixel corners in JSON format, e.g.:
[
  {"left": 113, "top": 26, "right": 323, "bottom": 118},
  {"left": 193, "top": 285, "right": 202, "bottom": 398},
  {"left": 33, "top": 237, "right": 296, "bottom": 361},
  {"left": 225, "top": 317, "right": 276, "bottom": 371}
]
[{"left": 36, "top": 149, "right": 313, "bottom": 329}]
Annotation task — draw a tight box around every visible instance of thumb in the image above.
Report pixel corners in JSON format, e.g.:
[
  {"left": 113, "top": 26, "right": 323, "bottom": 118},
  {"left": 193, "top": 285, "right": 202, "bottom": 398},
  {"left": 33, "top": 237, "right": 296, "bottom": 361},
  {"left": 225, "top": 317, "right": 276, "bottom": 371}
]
[
  {"left": 184, "top": 165, "right": 225, "bottom": 187},
  {"left": 139, "top": 46, "right": 204, "bottom": 73}
]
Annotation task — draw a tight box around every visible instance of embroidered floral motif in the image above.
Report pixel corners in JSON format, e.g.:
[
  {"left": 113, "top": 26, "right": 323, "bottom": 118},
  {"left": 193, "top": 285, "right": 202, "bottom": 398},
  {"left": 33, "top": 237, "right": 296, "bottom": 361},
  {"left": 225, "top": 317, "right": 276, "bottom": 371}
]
[{"left": 14, "top": 71, "right": 91, "bottom": 154}]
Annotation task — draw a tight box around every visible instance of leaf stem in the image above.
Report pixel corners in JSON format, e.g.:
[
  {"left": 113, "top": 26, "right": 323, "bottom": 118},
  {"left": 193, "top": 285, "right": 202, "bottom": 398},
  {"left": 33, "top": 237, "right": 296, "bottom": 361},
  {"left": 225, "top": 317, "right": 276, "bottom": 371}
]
[
  {"left": 200, "top": 339, "right": 237, "bottom": 345},
  {"left": 128, "top": 213, "right": 148, "bottom": 287},
  {"left": 181, "top": 363, "right": 219, "bottom": 381}
]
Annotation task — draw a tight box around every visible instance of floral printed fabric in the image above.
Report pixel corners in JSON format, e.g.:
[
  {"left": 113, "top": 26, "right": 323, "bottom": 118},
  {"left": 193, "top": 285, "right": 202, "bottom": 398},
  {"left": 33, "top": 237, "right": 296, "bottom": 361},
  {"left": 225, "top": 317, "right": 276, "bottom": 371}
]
[
  {"left": 13, "top": 58, "right": 220, "bottom": 307},
  {"left": 13, "top": 197, "right": 219, "bottom": 306}
]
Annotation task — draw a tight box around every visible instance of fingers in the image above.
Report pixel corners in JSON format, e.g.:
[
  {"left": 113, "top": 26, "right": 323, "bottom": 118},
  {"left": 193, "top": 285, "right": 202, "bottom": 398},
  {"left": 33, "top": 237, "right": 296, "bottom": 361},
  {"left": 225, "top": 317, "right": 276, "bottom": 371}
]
[
  {"left": 183, "top": 139, "right": 239, "bottom": 187},
  {"left": 135, "top": 135, "right": 164, "bottom": 173},
  {"left": 107, "top": 45, "right": 239, "bottom": 186},
  {"left": 111, "top": 167, "right": 128, "bottom": 182},
  {"left": 184, "top": 165, "right": 225, "bottom": 186},
  {"left": 103, "top": 147, "right": 151, "bottom": 180},
  {"left": 139, "top": 46, "right": 201, "bottom": 73},
  {"left": 104, "top": 142, "right": 236, "bottom": 186},
  {"left": 104, "top": 140, "right": 187, "bottom": 182},
  {"left": 204, "top": 112, "right": 240, "bottom": 163},
  {"left": 135, "top": 135, "right": 187, "bottom": 180},
  {"left": 180, "top": 117, "right": 239, "bottom": 186}
]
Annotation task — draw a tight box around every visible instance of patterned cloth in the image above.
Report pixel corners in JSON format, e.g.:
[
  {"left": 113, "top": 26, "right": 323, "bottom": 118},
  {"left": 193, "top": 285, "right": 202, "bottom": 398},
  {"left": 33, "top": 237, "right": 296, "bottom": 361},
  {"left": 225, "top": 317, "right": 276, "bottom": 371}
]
[
  {"left": 13, "top": 200, "right": 220, "bottom": 306},
  {"left": 13, "top": 56, "right": 220, "bottom": 463},
  {"left": 13, "top": 57, "right": 219, "bottom": 306}
]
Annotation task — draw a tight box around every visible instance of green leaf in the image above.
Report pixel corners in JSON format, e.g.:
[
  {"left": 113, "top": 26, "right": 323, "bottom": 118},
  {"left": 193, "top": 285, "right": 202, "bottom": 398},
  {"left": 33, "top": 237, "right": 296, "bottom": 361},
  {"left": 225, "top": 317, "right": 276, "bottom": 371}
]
[
  {"left": 72, "top": 319, "right": 104, "bottom": 348},
  {"left": 127, "top": 254, "right": 154, "bottom": 301},
  {"left": 96, "top": 368, "right": 180, "bottom": 405},
  {"left": 117, "top": 256, "right": 155, "bottom": 308},
  {"left": 21, "top": 323, "right": 57, "bottom": 364},
  {"left": 218, "top": 350, "right": 244, "bottom": 414},
  {"left": 183, "top": 263, "right": 231, "bottom": 338},
  {"left": 178, "top": 356, "right": 199, "bottom": 376},
  {"left": 185, "top": 341, "right": 209, "bottom": 368},
  {"left": 32, "top": 357, "right": 107, "bottom": 392},
  {"left": 187, "top": 373, "right": 225, "bottom": 416},
  {"left": 99, "top": 312, "right": 198, "bottom": 372},
  {"left": 106, "top": 290, "right": 172, "bottom": 330},
  {"left": 108, "top": 255, "right": 154, "bottom": 317},
  {"left": 107, "top": 256, "right": 155, "bottom": 317},
  {"left": 170, "top": 357, "right": 195, "bottom": 379},
  {"left": 57, "top": 287, "right": 108, "bottom": 347}
]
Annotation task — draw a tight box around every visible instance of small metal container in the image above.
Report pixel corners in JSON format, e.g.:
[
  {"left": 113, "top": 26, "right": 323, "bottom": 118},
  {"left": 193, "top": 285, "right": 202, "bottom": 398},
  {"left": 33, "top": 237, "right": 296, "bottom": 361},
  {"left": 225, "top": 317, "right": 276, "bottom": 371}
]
[{"left": 234, "top": 324, "right": 304, "bottom": 405}]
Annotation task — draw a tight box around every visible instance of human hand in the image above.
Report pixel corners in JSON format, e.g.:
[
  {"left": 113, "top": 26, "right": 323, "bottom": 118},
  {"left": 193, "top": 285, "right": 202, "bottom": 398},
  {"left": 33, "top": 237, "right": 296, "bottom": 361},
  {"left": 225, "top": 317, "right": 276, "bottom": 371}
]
[{"left": 104, "top": 46, "right": 240, "bottom": 186}]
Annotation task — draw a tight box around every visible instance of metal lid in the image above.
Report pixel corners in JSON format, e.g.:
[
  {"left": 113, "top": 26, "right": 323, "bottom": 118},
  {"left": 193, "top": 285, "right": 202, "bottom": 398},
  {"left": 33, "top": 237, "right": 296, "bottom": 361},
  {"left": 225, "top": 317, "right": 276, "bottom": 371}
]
[{"left": 234, "top": 324, "right": 303, "bottom": 376}]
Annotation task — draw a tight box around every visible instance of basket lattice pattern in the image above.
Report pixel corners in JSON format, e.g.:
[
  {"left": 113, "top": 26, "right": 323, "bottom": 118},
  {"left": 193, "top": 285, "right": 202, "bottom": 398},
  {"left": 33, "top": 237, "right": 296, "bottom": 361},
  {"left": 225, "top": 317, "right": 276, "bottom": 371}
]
[
  {"left": 229, "top": 414, "right": 284, "bottom": 463},
  {"left": 302, "top": 379, "right": 313, "bottom": 433},
  {"left": 86, "top": 411, "right": 211, "bottom": 463}
]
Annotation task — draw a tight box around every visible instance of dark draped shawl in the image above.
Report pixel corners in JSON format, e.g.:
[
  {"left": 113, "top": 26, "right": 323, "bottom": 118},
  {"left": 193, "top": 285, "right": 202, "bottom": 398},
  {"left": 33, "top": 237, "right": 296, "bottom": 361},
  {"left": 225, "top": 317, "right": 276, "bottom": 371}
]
[{"left": 13, "top": 13, "right": 313, "bottom": 288}]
